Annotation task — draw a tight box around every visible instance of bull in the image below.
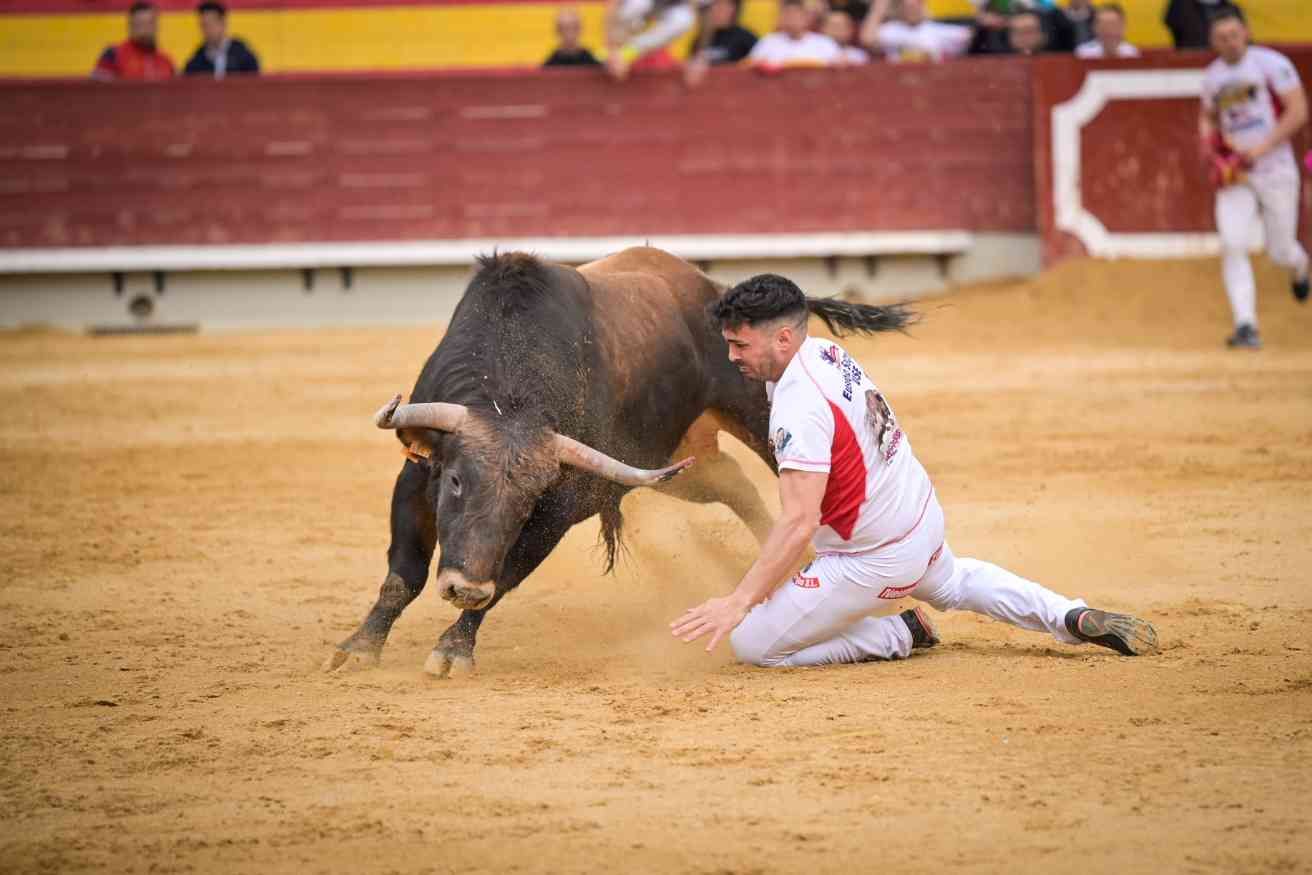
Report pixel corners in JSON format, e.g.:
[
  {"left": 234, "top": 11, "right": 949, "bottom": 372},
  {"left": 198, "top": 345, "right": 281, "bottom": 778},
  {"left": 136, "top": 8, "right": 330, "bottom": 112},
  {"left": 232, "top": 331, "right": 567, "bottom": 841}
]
[{"left": 325, "top": 247, "right": 911, "bottom": 676}]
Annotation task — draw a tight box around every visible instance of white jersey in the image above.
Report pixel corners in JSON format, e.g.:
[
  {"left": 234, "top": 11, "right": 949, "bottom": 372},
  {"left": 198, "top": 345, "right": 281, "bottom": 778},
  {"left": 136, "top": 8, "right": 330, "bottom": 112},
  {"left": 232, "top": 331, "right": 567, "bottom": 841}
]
[
  {"left": 748, "top": 32, "right": 842, "bottom": 67},
  {"left": 1202, "top": 46, "right": 1303, "bottom": 178},
  {"left": 766, "top": 336, "right": 934, "bottom": 555},
  {"left": 1074, "top": 40, "right": 1140, "bottom": 58},
  {"left": 876, "top": 20, "right": 971, "bottom": 63}
]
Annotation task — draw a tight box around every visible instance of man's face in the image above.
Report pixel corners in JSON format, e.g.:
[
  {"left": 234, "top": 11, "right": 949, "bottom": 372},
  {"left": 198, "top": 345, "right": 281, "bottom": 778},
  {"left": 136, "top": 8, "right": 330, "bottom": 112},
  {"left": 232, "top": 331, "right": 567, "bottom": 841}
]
[
  {"left": 129, "top": 8, "right": 158, "bottom": 47},
  {"left": 900, "top": 0, "right": 926, "bottom": 26},
  {"left": 709, "top": 0, "right": 737, "bottom": 29},
  {"left": 1210, "top": 18, "right": 1247, "bottom": 63},
  {"left": 200, "top": 10, "right": 226, "bottom": 45},
  {"left": 1093, "top": 8, "right": 1124, "bottom": 45},
  {"left": 1008, "top": 13, "right": 1044, "bottom": 54},
  {"left": 823, "top": 11, "right": 854, "bottom": 45},
  {"left": 722, "top": 322, "right": 791, "bottom": 383},
  {"left": 556, "top": 10, "right": 583, "bottom": 48},
  {"left": 780, "top": 4, "right": 808, "bottom": 38}
]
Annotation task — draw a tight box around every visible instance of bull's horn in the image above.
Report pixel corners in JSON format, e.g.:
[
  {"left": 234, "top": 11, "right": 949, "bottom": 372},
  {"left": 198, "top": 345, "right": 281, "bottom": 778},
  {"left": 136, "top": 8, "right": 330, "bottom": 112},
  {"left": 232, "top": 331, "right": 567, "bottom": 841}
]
[
  {"left": 553, "top": 433, "right": 694, "bottom": 487},
  {"left": 374, "top": 394, "right": 469, "bottom": 433}
]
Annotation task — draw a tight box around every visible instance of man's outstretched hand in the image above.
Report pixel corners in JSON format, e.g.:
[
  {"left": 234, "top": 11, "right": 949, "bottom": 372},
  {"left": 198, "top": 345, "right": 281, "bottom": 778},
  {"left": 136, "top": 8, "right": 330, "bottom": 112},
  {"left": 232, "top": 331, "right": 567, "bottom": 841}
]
[{"left": 671, "top": 595, "right": 749, "bottom": 653}]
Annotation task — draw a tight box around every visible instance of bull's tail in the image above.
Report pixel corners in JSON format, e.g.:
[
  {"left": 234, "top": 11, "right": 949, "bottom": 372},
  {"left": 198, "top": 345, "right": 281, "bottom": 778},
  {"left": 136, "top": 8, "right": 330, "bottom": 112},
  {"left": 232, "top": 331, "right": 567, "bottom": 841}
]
[{"left": 805, "top": 297, "right": 917, "bottom": 338}]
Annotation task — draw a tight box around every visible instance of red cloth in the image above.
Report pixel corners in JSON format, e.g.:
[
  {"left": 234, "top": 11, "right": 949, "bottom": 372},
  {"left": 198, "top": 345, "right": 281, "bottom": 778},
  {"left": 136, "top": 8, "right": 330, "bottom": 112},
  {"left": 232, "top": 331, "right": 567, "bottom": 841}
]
[
  {"left": 631, "top": 48, "right": 679, "bottom": 72},
  {"left": 94, "top": 40, "right": 176, "bottom": 81}
]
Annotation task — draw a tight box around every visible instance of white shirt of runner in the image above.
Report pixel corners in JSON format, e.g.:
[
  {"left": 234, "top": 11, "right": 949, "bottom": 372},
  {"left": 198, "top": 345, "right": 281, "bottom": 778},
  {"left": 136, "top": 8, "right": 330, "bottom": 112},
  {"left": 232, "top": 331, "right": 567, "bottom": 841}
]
[
  {"left": 1202, "top": 45, "right": 1303, "bottom": 178},
  {"left": 765, "top": 336, "right": 934, "bottom": 555},
  {"left": 748, "top": 32, "right": 843, "bottom": 67}
]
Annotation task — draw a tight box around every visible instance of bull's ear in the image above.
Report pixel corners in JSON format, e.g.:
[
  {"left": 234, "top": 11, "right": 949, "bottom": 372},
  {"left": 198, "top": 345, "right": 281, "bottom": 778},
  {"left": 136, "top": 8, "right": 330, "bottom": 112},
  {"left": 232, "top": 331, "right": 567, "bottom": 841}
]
[{"left": 396, "top": 428, "right": 435, "bottom": 465}]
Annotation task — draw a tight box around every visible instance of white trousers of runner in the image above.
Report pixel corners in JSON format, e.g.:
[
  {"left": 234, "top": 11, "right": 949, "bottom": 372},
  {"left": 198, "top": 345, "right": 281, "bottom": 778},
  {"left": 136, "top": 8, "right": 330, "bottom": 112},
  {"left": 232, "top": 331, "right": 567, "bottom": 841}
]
[
  {"left": 729, "top": 493, "right": 1086, "bottom": 667},
  {"left": 1216, "top": 166, "right": 1309, "bottom": 329}
]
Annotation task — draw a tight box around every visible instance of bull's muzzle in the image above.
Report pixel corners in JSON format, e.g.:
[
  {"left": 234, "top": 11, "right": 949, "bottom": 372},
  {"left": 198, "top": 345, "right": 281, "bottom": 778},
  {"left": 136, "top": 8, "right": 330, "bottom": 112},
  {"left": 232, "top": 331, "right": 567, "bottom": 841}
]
[{"left": 436, "top": 570, "right": 495, "bottom": 611}]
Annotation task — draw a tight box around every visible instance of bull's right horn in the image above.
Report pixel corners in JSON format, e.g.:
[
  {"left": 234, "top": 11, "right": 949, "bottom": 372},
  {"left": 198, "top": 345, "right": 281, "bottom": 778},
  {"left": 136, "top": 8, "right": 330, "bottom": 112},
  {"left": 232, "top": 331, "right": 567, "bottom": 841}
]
[
  {"left": 553, "top": 432, "right": 694, "bottom": 488},
  {"left": 374, "top": 394, "right": 469, "bottom": 433}
]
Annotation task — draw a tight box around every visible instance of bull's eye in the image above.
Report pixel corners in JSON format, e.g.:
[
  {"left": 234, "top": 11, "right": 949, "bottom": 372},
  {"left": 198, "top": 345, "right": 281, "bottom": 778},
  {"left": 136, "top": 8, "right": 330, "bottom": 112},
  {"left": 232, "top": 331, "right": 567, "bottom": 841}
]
[{"left": 449, "top": 473, "right": 462, "bottom": 497}]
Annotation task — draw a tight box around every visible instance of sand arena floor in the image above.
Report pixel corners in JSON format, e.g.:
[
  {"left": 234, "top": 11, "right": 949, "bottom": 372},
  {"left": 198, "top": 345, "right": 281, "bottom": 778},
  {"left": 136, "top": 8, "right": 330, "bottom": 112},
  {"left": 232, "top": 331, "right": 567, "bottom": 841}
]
[{"left": 1, "top": 257, "right": 1310, "bottom": 874}]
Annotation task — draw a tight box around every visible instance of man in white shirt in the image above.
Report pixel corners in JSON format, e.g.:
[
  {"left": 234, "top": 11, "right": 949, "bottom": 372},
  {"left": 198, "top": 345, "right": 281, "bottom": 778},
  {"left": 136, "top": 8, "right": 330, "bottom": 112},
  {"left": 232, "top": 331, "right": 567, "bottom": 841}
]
[
  {"left": 1199, "top": 8, "right": 1309, "bottom": 349},
  {"left": 604, "top": 0, "right": 697, "bottom": 79},
  {"left": 671, "top": 274, "right": 1160, "bottom": 666},
  {"left": 1074, "top": 3, "right": 1140, "bottom": 58},
  {"left": 860, "top": 0, "right": 971, "bottom": 63},
  {"left": 823, "top": 10, "right": 871, "bottom": 65},
  {"left": 747, "top": 0, "right": 842, "bottom": 68}
]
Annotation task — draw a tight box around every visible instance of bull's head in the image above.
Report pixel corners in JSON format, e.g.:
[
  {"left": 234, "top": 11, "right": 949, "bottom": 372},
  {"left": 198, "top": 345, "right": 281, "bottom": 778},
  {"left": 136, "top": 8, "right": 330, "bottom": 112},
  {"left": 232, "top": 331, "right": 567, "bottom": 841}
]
[{"left": 373, "top": 394, "right": 693, "bottom": 611}]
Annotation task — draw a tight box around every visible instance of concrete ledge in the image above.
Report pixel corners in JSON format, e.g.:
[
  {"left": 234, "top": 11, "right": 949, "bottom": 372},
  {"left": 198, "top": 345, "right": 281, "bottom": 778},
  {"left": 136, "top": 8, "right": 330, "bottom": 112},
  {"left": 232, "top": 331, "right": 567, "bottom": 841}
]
[{"left": 0, "top": 232, "right": 976, "bottom": 274}]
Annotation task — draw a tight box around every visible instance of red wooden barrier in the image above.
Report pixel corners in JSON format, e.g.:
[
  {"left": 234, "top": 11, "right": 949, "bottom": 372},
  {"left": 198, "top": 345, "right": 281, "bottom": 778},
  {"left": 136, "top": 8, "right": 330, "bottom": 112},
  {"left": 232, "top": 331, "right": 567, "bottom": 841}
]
[{"left": 0, "top": 61, "right": 1033, "bottom": 249}]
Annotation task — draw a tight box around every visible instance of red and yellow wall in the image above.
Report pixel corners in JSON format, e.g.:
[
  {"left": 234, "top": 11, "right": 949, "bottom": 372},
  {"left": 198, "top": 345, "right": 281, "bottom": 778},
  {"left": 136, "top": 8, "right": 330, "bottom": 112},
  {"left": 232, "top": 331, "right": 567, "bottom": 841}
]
[{"left": 0, "top": 0, "right": 1309, "bottom": 77}]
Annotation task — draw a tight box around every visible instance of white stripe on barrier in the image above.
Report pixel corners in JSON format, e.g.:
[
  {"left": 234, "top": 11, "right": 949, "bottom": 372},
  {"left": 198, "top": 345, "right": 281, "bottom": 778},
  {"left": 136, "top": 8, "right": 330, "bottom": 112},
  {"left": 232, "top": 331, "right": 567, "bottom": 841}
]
[
  {"left": 1052, "top": 69, "right": 1223, "bottom": 258},
  {"left": 0, "top": 231, "right": 976, "bottom": 274}
]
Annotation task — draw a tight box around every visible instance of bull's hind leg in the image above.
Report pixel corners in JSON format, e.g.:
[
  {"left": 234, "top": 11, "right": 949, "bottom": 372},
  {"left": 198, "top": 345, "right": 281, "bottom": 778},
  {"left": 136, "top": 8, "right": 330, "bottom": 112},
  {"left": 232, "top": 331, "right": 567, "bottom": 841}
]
[
  {"left": 427, "top": 500, "right": 576, "bottom": 678},
  {"left": 324, "top": 460, "right": 436, "bottom": 671},
  {"left": 656, "top": 412, "right": 774, "bottom": 545}
]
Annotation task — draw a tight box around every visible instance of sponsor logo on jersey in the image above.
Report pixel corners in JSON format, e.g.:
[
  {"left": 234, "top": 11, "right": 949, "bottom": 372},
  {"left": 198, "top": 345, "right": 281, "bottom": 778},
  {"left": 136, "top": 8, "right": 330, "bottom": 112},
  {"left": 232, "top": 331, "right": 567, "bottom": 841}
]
[
  {"left": 1215, "top": 81, "right": 1258, "bottom": 112},
  {"left": 794, "top": 573, "right": 820, "bottom": 589},
  {"left": 770, "top": 426, "right": 792, "bottom": 458},
  {"left": 864, "top": 388, "right": 902, "bottom": 462},
  {"left": 821, "top": 344, "right": 839, "bottom": 365}
]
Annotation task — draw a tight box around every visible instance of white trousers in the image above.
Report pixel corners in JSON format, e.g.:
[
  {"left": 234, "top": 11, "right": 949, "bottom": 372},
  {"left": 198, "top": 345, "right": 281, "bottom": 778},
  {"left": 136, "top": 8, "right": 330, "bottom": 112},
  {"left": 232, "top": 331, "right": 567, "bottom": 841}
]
[
  {"left": 1216, "top": 167, "right": 1309, "bottom": 329},
  {"left": 729, "top": 494, "right": 1086, "bottom": 667}
]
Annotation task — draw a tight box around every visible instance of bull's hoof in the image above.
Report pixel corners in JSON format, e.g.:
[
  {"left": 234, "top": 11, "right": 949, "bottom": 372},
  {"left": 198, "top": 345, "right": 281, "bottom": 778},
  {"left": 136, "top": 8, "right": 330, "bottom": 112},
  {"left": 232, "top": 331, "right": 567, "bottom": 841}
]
[
  {"left": 424, "top": 649, "right": 475, "bottom": 679},
  {"left": 323, "top": 631, "right": 385, "bottom": 673},
  {"left": 322, "top": 647, "right": 381, "bottom": 673}
]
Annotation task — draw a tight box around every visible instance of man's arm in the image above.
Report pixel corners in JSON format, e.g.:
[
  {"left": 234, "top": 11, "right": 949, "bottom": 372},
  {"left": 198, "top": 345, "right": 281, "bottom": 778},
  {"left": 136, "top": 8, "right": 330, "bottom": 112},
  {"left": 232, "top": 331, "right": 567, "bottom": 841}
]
[
  {"left": 1246, "top": 86, "right": 1308, "bottom": 162},
  {"left": 670, "top": 468, "right": 828, "bottom": 652},
  {"left": 858, "top": 0, "right": 893, "bottom": 52}
]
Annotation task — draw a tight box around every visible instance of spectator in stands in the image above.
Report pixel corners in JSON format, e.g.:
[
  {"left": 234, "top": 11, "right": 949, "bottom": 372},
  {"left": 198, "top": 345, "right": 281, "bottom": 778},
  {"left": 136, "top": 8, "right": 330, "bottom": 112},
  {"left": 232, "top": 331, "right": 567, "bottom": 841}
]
[
  {"left": 969, "top": 1, "right": 1072, "bottom": 54},
  {"left": 825, "top": 10, "right": 870, "bottom": 64},
  {"left": 605, "top": 0, "right": 696, "bottom": 79},
  {"left": 1005, "top": 9, "right": 1047, "bottom": 54},
  {"left": 1163, "top": 0, "right": 1241, "bottom": 50},
  {"left": 183, "top": 2, "right": 260, "bottom": 78},
  {"left": 1075, "top": 3, "right": 1140, "bottom": 57},
  {"left": 92, "top": 2, "right": 175, "bottom": 81},
  {"left": 544, "top": 7, "right": 602, "bottom": 66},
  {"left": 691, "top": 0, "right": 758, "bottom": 65},
  {"left": 830, "top": 0, "right": 872, "bottom": 29},
  {"left": 1065, "top": 0, "right": 1095, "bottom": 45},
  {"left": 747, "top": 0, "right": 843, "bottom": 68},
  {"left": 860, "top": 0, "right": 972, "bottom": 63}
]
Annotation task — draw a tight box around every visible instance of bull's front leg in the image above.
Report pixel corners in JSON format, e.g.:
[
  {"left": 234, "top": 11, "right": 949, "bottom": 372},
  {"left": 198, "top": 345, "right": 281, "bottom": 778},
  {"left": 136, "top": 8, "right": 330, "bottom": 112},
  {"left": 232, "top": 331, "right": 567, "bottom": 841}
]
[
  {"left": 426, "top": 501, "right": 577, "bottom": 678},
  {"left": 324, "top": 460, "right": 436, "bottom": 671}
]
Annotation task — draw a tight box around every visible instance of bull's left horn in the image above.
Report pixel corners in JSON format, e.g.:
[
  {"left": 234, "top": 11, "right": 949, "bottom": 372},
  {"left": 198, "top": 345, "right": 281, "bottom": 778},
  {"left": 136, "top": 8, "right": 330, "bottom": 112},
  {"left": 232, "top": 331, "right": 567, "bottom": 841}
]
[
  {"left": 553, "top": 433, "right": 694, "bottom": 488},
  {"left": 374, "top": 394, "right": 469, "bottom": 433}
]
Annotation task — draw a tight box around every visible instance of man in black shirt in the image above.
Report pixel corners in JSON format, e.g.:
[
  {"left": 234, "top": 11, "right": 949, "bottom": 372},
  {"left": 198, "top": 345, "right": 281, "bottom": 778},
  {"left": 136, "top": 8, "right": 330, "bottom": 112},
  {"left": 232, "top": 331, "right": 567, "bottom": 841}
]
[
  {"left": 544, "top": 7, "right": 602, "bottom": 66},
  {"left": 698, "top": 0, "right": 758, "bottom": 65},
  {"left": 1163, "top": 0, "right": 1243, "bottom": 49},
  {"left": 183, "top": 1, "right": 259, "bottom": 78}
]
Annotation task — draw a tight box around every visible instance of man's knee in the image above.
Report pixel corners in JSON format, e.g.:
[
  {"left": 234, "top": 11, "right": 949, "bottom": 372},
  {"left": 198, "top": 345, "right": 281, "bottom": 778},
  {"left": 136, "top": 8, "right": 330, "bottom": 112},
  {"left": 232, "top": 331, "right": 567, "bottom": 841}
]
[
  {"left": 729, "top": 623, "right": 785, "bottom": 668},
  {"left": 1268, "top": 239, "right": 1306, "bottom": 270}
]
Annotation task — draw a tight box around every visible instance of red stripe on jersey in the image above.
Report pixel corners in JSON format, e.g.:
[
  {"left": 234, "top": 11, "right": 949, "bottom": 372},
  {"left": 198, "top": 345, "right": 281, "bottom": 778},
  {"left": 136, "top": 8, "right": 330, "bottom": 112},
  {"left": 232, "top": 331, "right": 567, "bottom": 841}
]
[{"left": 820, "top": 400, "right": 866, "bottom": 540}]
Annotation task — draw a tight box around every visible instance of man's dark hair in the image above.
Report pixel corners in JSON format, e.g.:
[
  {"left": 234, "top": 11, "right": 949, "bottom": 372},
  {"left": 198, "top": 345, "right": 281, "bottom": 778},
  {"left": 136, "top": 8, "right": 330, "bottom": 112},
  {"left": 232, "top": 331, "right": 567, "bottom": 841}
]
[
  {"left": 709, "top": 274, "right": 808, "bottom": 330},
  {"left": 1208, "top": 6, "right": 1245, "bottom": 28},
  {"left": 197, "top": 1, "right": 228, "bottom": 16},
  {"left": 780, "top": 0, "right": 805, "bottom": 9},
  {"left": 1095, "top": 3, "right": 1125, "bottom": 20},
  {"left": 129, "top": 2, "right": 157, "bottom": 14}
]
